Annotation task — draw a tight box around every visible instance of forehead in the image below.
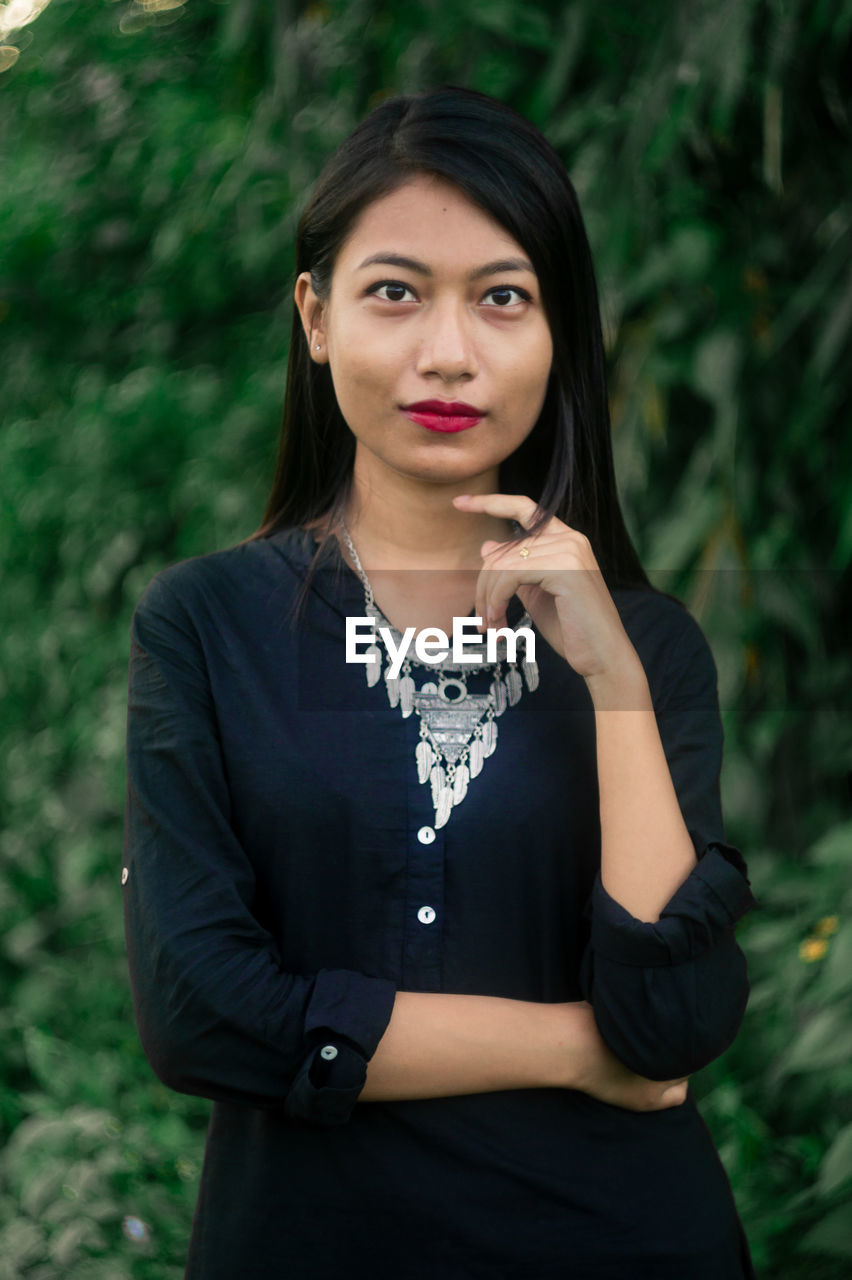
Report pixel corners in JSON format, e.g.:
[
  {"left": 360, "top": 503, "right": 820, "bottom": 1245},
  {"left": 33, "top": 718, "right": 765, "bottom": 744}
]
[{"left": 336, "top": 174, "right": 531, "bottom": 272}]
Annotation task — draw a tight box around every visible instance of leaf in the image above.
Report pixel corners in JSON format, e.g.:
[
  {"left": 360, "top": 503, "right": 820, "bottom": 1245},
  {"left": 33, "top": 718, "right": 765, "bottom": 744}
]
[
  {"left": 468, "top": 0, "right": 552, "bottom": 49},
  {"left": 799, "top": 1203, "right": 852, "bottom": 1258},
  {"left": 808, "top": 822, "right": 852, "bottom": 867},
  {"left": 813, "top": 260, "right": 852, "bottom": 376},
  {"left": 819, "top": 925, "right": 852, "bottom": 999},
  {"left": 818, "top": 1123, "right": 852, "bottom": 1195},
  {"left": 22, "top": 1027, "right": 67, "bottom": 1096},
  {"left": 780, "top": 1009, "right": 852, "bottom": 1075},
  {"left": 692, "top": 330, "right": 743, "bottom": 404},
  {"left": 743, "top": 919, "right": 800, "bottom": 954},
  {"left": 49, "top": 1216, "right": 109, "bottom": 1268},
  {"left": 644, "top": 484, "right": 721, "bottom": 574}
]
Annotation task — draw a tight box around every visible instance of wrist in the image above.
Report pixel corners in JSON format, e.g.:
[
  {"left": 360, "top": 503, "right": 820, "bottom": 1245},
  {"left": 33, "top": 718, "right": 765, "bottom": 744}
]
[
  {"left": 546, "top": 1000, "right": 596, "bottom": 1091},
  {"left": 585, "top": 652, "right": 651, "bottom": 711}
]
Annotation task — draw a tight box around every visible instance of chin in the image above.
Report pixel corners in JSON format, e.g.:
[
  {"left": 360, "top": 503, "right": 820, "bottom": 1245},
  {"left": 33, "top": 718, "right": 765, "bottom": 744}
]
[{"left": 394, "top": 456, "right": 496, "bottom": 486}]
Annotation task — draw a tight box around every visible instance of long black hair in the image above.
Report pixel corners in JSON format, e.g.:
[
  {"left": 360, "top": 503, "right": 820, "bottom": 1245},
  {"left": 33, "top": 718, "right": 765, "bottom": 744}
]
[{"left": 248, "top": 85, "right": 650, "bottom": 593}]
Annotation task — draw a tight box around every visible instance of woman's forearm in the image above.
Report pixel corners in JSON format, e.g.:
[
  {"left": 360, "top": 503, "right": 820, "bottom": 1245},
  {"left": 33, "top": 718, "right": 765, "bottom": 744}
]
[
  {"left": 359, "top": 992, "right": 588, "bottom": 1101},
  {"left": 586, "top": 658, "right": 697, "bottom": 923},
  {"left": 360, "top": 994, "right": 689, "bottom": 1110}
]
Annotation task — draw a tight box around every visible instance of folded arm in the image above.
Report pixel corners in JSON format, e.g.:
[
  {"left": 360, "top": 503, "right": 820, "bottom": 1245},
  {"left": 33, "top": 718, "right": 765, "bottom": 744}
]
[{"left": 580, "top": 605, "right": 759, "bottom": 1080}]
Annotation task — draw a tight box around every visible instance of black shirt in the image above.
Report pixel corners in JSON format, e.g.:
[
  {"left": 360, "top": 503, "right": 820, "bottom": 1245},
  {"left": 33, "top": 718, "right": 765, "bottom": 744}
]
[{"left": 122, "top": 526, "right": 759, "bottom": 1278}]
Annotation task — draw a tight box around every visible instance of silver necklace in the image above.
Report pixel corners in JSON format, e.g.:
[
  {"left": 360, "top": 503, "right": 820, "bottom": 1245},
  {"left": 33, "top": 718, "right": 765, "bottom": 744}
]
[{"left": 338, "top": 521, "right": 539, "bottom": 829}]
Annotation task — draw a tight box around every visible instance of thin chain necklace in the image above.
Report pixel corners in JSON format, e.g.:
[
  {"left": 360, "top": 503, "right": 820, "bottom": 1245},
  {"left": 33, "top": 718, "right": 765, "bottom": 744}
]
[{"left": 338, "top": 521, "right": 539, "bottom": 829}]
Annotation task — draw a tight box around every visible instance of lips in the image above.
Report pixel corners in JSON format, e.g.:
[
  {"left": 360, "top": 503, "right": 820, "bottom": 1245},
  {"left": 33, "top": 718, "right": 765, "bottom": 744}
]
[{"left": 401, "top": 400, "right": 486, "bottom": 433}]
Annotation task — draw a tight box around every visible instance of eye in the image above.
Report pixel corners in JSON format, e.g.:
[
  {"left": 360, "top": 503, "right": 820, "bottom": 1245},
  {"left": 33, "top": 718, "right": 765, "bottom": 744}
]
[
  {"left": 482, "top": 286, "right": 532, "bottom": 307},
  {"left": 367, "top": 281, "right": 417, "bottom": 303}
]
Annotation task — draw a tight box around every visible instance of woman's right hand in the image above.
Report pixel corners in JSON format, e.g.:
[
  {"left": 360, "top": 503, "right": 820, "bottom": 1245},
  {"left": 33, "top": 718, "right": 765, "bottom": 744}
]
[{"left": 567, "top": 1001, "right": 689, "bottom": 1112}]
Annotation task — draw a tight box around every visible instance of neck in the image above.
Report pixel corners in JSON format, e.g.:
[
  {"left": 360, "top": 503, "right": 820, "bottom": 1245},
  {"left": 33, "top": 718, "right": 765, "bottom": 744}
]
[{"left": 342, "top": 459, "right": 512, "bottom": 571}]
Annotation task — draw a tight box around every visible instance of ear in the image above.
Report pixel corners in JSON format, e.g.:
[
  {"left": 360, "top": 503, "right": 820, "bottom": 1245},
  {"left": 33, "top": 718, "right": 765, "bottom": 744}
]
[{"left": 294, "top": 271, "right": 328, "bottom": 363}]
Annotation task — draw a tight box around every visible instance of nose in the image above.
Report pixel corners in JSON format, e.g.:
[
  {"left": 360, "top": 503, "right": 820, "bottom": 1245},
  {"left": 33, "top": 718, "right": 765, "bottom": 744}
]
[{"left": 415, "top": 296, "right": 478, "bottom": 383}]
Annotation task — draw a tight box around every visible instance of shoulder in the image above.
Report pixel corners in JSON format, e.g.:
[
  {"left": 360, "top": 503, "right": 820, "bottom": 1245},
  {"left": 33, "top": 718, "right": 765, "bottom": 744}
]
[
  {"left": 126, "top": 529, "right": 323, "bottom": 671},
  {"left": 612, "top": 585, "right": 695, "bottom": 649},
  {"left": 131, "top": 527, "right": 314, "bottom": 624},
  {"left": 611, "top": 586, "right": 718, "bottom": 712}
]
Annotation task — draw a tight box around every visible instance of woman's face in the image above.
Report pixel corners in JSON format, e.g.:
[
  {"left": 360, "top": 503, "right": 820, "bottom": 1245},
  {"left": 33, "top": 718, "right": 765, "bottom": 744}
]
[{"left": 295, "top": 173, "right": 554, "bottom": 493}]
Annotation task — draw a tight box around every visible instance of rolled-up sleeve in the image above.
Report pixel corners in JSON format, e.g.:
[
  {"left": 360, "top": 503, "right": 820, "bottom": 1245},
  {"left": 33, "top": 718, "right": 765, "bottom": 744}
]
[
  {"left": 578, "top": 606, "right": 760, "bottom": 1080},
  {"left": 122, "top": 573, "right": 396, "bottom": 1124}
]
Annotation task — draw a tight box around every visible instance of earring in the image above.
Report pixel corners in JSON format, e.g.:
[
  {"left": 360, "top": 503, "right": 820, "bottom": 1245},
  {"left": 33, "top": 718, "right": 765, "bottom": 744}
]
[{"left": 315, "top": 344, "right": 321, "bottom": 351}]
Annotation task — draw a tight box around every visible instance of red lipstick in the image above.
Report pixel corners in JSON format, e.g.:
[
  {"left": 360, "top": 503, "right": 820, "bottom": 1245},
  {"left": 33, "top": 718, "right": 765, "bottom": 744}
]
[{"left": 401, "top": 399, "right": 485, "bottom": 433}]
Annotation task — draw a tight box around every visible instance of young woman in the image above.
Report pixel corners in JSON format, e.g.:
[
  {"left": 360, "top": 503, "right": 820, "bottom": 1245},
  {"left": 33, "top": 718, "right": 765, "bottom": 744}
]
[{"left": 123, "top": 86, "right": 759, "bottom": 1278}]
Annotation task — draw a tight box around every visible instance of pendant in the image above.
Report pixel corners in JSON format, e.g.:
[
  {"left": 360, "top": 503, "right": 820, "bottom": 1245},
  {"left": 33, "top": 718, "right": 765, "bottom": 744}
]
[
  {"left": 435, "top": 784, "right": 454, "bottom": 829},
  {"left": 399, "top": 674, "right": 415, "bottom": 718},
  {"left": 430, "top": 763, "right": 446, "bottom": 808},
  {"left": 413, "top": 686, "right": 492, "bottom": 767},
  {"left": 344, "top": 545, "right": 540, "bottom": 827},
  {"left": 385, "top": 668, "right": 400, "bottom": 707},
  {"left": 366, "top": 643, "right": 382, "bottom": 687},
  {"left": 522, "top": 659, "right": 539, "bottom": 692},
  {"left": 416, "top": 739, "right": 435, "bottom": 784},
  {"left": 453, "top": 763, "right": 469, "bottom": 804},
  {"left": 469, "top": 735, "right": 484, "bottom": 778}
]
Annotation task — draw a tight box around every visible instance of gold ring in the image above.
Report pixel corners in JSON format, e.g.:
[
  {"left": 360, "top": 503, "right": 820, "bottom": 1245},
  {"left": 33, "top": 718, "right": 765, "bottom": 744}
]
[{"left": 519, "top": 545, "right": 531, "bottom": 558}]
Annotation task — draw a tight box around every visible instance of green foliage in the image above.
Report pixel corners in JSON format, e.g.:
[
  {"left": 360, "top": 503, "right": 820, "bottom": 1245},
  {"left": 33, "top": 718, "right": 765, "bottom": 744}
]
[{"left": 1, "top": 0, "right": 849, "bottom": 1274}]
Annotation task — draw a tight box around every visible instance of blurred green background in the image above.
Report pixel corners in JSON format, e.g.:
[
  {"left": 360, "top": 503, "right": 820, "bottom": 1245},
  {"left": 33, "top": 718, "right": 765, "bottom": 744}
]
[{"left": 1, "top": 0, "right": 850, "bottom": 1275}]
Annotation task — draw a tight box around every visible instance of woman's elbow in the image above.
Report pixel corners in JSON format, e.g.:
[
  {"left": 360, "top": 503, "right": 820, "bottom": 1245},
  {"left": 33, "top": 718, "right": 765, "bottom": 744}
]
[
  {"left": 134, "top": 1009, "right": 208, "bottom": 1095},
  {"left": 589, "top": 939, "right": 751, "bottom": 1080}
]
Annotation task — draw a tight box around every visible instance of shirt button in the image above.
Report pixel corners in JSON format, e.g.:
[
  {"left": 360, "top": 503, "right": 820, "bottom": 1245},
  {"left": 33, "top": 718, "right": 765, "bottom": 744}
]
[
  {"left": 121, "top": 867, "right": 129, "bottom": 885},
  {"left": 417, "top": 905, "right": 436, "bottom": 925},
  {"left": 417, "top": 826, "right": 436, "bottom": 845},
  {"left": 319, "top": 1045, "right": 338, "bottom": 1061}
]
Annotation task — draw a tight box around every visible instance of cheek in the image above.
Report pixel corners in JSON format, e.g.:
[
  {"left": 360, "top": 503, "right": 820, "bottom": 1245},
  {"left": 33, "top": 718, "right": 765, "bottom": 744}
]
[
  {"left": 334, "top": 328, "right": 402, "bottom": 388},
  {"left": 502, "top": 341, "right": 553, "bottom": 411},
  {"left": 330, "top": 348, "right": 400, "bottom": 431},
  {"left": 331, "top": 345, "right": 384, "bottom": 392}
]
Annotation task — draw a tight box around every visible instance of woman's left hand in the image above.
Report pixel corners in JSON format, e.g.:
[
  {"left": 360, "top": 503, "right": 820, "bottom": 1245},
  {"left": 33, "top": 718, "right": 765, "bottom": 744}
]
[{"left": 453, "top": 492, "right": 647, "bottom": 700}]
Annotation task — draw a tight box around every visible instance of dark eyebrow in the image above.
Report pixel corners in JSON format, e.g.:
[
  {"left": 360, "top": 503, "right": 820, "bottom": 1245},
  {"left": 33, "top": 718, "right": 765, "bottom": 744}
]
[
  {"left": 470, "top": 257, "right": 536, "bottom": 280},
  {"left": 356, "top": 253, "right": 536, "bottom": 279}
]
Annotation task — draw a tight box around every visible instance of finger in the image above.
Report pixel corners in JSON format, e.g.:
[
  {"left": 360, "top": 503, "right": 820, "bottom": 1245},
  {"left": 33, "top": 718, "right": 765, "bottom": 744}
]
[
  {"left": 453, "top": 492, "right": 540, "bottom": 530},
  {"left": 474, "top": 560, "right": 490, "bottom": 632},
  {"left": 481, "top": 534, "right": 545, "bottom": 564},
  {"left": 482, "top": 567, "right": 521, "bottom": 627},
  {"left": 477, "top": 540, "right": 517, "bottom": 627},
  {"left": 662, "top": 1085, "right": 687, "bottom": 1108},
  {"left": 479, "top": 536, "right": 550, "bottom": 625},
  {"left": 474, "top": 560, "right": 509, "bottom": 631},
  {"left": 483, "top": 527, "right": 579, "bottom": 568}
]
